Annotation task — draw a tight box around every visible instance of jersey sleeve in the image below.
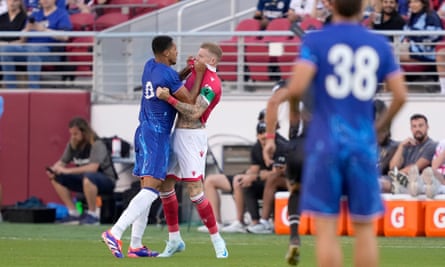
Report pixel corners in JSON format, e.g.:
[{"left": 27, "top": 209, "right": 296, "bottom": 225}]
[
  {"left": 165, "top": 68, "right": 184, "bottom": 95},
  {"left": 379, "top": 39, "right": 401, "bottom": 80},
  {"left": 298, "top": 33, "right": 318, "bottom": 65},
  {"left": 89, "top": 140, "right": 108, "bottom": 164}
]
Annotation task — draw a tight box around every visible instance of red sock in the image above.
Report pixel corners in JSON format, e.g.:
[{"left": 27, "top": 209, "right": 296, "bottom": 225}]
[
  {"left": 192, "top": 193, "right": 218, "bottom": 234},
  {"left": 160, "top": 190, "right": 179, "bottom": 233}
]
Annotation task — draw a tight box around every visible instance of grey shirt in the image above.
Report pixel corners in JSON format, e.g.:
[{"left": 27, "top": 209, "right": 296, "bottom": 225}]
[
  {"left": 60, "top": 139, "right": 116, "bottom": 180},
  {"left": 402, "top": 137, "right": 437, "bottom": 167}
]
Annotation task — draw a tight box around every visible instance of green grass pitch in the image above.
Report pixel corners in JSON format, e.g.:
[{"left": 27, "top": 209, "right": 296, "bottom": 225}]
[{"left": 0, "top": 223, "right": 443, "bottom": 267}]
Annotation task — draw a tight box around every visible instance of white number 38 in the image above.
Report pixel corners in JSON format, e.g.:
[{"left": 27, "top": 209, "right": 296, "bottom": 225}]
[{"left": 326, "top": 44, "right": 379, "bottom": 101}]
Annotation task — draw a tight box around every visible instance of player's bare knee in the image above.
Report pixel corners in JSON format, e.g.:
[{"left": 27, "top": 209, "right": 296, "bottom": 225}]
[{"left": 186, "top": 180, "right": 203, "bottom": 197}]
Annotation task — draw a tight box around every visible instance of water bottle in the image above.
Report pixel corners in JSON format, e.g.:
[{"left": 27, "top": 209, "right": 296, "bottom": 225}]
[{"left": 112, "top": 137, "right": 121, "bottom": 158}]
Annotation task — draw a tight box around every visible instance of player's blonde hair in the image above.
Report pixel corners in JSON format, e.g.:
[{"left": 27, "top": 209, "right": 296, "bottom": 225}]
[{"left": 201, "top": 42, "right": 223, "bottom": 63}]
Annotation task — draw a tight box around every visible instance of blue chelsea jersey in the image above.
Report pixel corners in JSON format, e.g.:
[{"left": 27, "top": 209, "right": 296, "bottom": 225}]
[
  {"left": 299, "top": 23, "right": 400, "bottom": 147},
  {"left": 138, "top": 58, "right": 183, "bottom": 133}
]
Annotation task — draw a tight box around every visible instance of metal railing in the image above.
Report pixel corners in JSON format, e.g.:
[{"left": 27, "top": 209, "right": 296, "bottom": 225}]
[{"left": 1, "top": 30, "right": 444, "bottom": 102}]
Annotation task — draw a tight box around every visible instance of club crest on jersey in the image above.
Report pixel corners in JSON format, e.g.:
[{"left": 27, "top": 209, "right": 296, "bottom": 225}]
[{"left": 199, "top": 150, "right": 204, "bottom": 157}]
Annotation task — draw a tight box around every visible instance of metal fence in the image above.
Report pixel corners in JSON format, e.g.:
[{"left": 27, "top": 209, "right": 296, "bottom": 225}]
[{"left": 1, "top": 30, "right": 444, "bottom": 102}]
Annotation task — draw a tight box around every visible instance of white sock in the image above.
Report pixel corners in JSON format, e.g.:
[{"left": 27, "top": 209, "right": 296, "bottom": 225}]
[
  {"left": 210, "top": 232, "right": 222, "bottom": 243},
  {"left": 68, "top": 210, "right": 80, "bottom": 217},
  {"left": 130, "top": 206, "right": 149, "bottom": 249},
  {"left": 440, "top": 77, "right": 445, "bottom": 94},
  {"left": 169, "top": 231, "right": 182, "bottom": 241},
  {"left": 87, "top": 210, "right": 98, "bottom": 217},
  {"left": 110, "top": 188, "right": 158, "bottom": 239}
]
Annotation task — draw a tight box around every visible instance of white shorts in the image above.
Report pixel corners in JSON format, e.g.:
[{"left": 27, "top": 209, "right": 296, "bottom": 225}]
[{"left": 167, "top": 128, "right": 208, "bottom": 181}]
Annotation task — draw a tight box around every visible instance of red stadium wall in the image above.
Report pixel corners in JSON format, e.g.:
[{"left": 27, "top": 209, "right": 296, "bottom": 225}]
[{"left": 0, "top": 90, "right": 90, "bottom": 205}]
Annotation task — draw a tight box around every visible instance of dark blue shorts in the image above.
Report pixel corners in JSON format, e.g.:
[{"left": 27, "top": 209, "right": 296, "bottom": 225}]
[{"left": 54, "top": 172, "right": 115, "bottom": 195}]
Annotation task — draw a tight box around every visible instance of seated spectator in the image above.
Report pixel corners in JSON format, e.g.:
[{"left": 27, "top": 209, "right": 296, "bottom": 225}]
[
  {"left": 371, "top": 0, "right": 406, "bottom": 39},
  {"left": 287, "top": 0, "right": 317, "bottom": 23},
  {"left": 0, "top": 0, "right": 26, "bottom": 44},
  {"left": 254, "top": 0, "right": 290, "bottom": 30},
  {"left": 242, "top": 121, "right": 288, "bottom": 234},
  {"left": 46, "top": 117, "right": 117, "bottom": 225},
  {"left": 0, "top": 0, "right": 72, "bottom": 89},
  {"left": 399, "top": 0, "right": 442, "bottom": 65},
  {"left": 408, "top": 139, "right": 445, "bottom": 198},
  {"left": 388, "top": 113, "right": 437, "bottom": 194},
  {"left": 0, "top": 0, "right": 27, "bottom": 85}
]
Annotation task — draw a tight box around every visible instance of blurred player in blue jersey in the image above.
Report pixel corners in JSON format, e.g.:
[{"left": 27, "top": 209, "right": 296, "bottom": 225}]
[
  {"left": 286, "top": 0, "right": 407, "bottom": 266},
  {"left": 102, "top": 35, "right": 206, "bottom": 259}
]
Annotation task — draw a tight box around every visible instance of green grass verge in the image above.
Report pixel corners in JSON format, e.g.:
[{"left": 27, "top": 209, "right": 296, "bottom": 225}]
[{"left": 0, "top": 223, "right": 443, "bottom": 267}]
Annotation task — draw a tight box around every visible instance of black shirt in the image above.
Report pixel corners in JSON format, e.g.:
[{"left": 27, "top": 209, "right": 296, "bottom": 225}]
[
  {"left": 0, "top": 11, "right": 27, "bottom": 42},
  {"left": 373, "top": 11, "right": 405, "bottom": 41}
]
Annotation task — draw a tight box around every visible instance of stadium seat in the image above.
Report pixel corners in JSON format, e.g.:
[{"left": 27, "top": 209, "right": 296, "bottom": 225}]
[
  {"left": 245, "top": 18, "right": 293, "bottom": 82},
  {"left": 66, "top": 36, "right": 94, "bottom": 77},
  {"left": 70, "top": 13, "right": 95, "bottom": 31},
  {"left": 218, "top": 18, "right": 261, "bottom": 82},
  {"left": 102, "top": 0, "right": 159, "bottom": 18},
  {"left": 95, "top": 13, "right": 129, "bottom": 31},
  {"left": 299, "top": 15, "right": 323, "bottom": 31}
]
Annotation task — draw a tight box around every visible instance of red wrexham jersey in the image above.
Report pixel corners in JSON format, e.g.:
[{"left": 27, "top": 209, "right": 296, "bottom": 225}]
[{"left": 184, "top": 65, "right": 222, "bottom": 124}]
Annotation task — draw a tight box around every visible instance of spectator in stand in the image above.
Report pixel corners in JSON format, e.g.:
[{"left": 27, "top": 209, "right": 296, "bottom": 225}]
[
  {"left": 0, "top": 0, "right": 27, "bottom": 85},
  {"left": 409, "top": 139, "right": 445, "bottom": 198},
  {"left": 0, "top": 0, "right": 72, "bottom": 89},
  {"left": 0, "top": 0, "right": 26, "bottom": 44},
  {"left": 287, "top": 0, "right": 317, "bottom": 23},
  {"left": 388, "top": 113, "right": 437, "bottom": 194},
  {"left": 371, "top": 0, "right": 406, "bottom": 40},
  {"left": 254, "top": 0, "right": 291, "bottom": 30},
  {"left": 399, "top": 0, "right": 442, "bottom": 65}
]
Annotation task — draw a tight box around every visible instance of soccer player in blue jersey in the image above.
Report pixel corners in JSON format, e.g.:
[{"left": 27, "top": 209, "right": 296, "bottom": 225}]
[
  {"left": 286, "top": 0, "right": 407, "bottom": 266},
  {"left": 102, "top": 35, "right": 206, "bottom": 259}
]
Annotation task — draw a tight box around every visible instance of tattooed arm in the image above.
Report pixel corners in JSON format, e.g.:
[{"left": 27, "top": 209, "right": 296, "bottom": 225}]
[{"left": 156, "top": 86, "right": 213, "bottom": 128}]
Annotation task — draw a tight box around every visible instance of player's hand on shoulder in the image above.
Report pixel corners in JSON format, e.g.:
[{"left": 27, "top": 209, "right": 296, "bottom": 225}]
[{"left": 156, "top": 86, "right": 170, "bottom": 100}]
